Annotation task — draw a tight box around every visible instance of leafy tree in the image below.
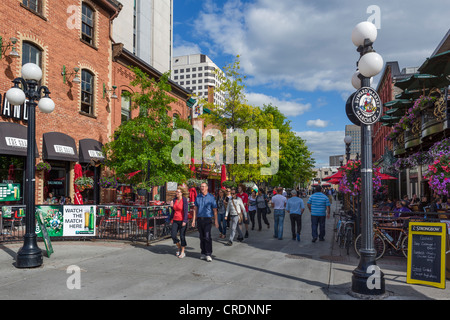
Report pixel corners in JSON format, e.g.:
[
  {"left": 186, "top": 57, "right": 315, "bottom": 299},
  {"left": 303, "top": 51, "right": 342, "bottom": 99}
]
[{"left": 103, "top": 67, "right": 192, "bottom": 189}]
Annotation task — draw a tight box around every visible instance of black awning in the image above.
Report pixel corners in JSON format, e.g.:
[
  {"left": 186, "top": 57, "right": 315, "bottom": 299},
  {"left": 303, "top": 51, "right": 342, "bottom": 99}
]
[
  {"left": 79, "top": 139, "right": 104, "bottom": 164},
  {"left": 0, "top": 122, "right": 38, "bottom": 157},
  {"left": 43, "top": 132, "right": 78, "bottom": 162}
]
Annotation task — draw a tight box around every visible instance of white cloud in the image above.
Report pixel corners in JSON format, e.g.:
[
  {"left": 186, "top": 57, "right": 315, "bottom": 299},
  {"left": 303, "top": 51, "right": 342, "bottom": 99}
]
[
  {"left": 246, "top": 92, "right": 311, "bottom": 117},
  {"left": 307, "top": 119, "right": 329, "bottom": 128},
  {"left": 173, "top": 42, "right": 202, "bottom": 57},
  {"left": 295, "top": 130, "right": 345, "bottom": 168},
  {"left": 193, "top": 0, "right": 449, "bottom": 93}
]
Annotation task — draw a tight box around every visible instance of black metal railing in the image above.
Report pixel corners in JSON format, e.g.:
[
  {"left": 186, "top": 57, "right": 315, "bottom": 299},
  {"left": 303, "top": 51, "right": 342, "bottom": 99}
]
[{"left": 0, "top": 204, "right": 196, "bottom": 244}]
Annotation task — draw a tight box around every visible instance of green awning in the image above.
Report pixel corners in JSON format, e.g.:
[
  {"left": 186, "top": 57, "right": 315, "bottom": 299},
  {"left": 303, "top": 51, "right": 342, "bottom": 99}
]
[
  {"left": 379, "top": 115, "right": 401, "bottom": 124},
  {"left": 395, "top": 90, "right": 424, "bottom": 100},
  {"left": 384, "top": 99, "right": 413, "bottom": 109},
  {"left": 395, "top": 73, "right": 450, "bottom": 91},
  {"left": 418, "top": 49, "right": 450, "bottom": 77},
  {"left": 385, "top": 108, "right": 405, "bottom": 117}
]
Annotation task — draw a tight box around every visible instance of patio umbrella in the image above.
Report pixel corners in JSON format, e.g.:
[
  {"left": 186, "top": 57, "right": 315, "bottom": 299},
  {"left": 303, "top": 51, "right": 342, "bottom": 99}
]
[
  {"left": 418, "top": 49, "right": 450, "bottom": 77},
  {"left": 323, "top": 171, "right": 342, "bottom": 181},
  {"left": 74, "top": 163, "right": 83, "bottom": 205},
  {"left": 329, "top": 178, "right": 341, "bottom": 185},
  {"left": 221, "top": 164, "right": 227, "bottom": 188},
  {"left": 379, "top": 173, "right": 397, "bottom": 180}
]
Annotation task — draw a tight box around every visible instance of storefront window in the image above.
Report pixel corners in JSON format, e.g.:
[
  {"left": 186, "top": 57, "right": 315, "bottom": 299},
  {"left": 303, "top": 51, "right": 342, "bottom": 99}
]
[
  {"left": 0, "top": 156, "right": 25, "bottom": 205},
  {"left": 44, "top": 161, "right": 69, "bottom": 203}
]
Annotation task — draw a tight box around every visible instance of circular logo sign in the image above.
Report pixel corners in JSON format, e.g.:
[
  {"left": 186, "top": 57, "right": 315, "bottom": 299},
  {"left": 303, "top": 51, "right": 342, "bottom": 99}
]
[{"left": 351, "top": 87, "right": 382, "bottom": 125}]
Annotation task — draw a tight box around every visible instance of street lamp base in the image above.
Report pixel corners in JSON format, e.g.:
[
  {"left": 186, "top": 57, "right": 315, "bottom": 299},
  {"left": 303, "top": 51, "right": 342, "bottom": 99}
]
[
  {"left": 351, "top": 251, "right": 385, "bottom": 295},
  {"left": 16, "top": 234, "right": 43, "bottom": 268}
]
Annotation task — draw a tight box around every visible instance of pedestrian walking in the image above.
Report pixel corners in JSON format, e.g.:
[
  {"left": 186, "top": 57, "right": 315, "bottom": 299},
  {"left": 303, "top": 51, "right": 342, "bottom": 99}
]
[
  {"left": 216, "top": 189, "right": 227, "bottom": 239},
  {"left": 248, "top": 190, "right": 257, "bottom": 230},
  {"left": 307, "top": 185, "right": 331, "bottom": 242},
  {"left": 170, "top": 188, "right": 189, "bottom": 258},
  {"left": 236, "top": 184, "right": 249, "bottom": 238},
  {"left": 192, "top": 183, "right": 219, "bottom": 262},
  {"left": 286, "top": 189, "right": 305, "bottom": 241},
  {"left": 271, "top": 187, "right": 287, "bottom": 240},
  {"left": 225, "top": 190, "right": 247, "bottom": 246},
  {"left": 256, "top": 189, "right": 270, "bottom": 231}
]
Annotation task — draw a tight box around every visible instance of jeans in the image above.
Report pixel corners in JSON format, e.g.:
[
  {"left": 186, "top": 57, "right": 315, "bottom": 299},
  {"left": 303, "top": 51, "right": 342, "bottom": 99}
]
[
  {"left": 197, "top": 217, "right": 213, "bottom": 256},
  {"left": 228, "top": 215, "right": 243, "bottom": 242},
  {"left": 217, "top": 212, "right": 227, "bottom": 235},
  {"left": 171, "top": 220, "right": 187, "bottom": 247},
  {"left": 256, "top": 207, "right": 269, "bottom": 230},
  {"left": 311, "top": 215, "right": 326, "bottom": 240},
  {"left": 289, "top": 214, "right": 302, "bottom": 238},
  {"left": 248, "top": 210, "right": 256, "bottom": 229},
  {"left": 273, "top": 209, "right": 285, "bottom": 239}
]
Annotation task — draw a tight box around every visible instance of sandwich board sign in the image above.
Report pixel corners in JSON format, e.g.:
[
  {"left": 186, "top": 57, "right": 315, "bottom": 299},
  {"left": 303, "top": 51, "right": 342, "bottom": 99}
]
[{"left": 407, "top": 222, "right": 447, "bottom": 289}]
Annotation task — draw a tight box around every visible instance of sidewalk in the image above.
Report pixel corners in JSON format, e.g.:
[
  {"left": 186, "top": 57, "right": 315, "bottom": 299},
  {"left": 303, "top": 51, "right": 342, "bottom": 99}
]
[{"left": 0, "top": 199, "right": 448, "bottom": 300}]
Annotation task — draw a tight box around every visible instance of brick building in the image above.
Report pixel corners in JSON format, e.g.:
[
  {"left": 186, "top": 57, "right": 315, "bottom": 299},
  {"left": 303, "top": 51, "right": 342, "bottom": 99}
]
[{"left": 0, "top": 0, "right": 193, "bottom": 206}]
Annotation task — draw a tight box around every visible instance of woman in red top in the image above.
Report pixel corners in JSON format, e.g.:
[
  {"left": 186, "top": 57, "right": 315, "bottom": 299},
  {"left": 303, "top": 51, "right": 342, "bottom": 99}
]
[
  {"left": 237, "top": 184, "right": 249, "bottom": 238},
  {"left": 170, "top": 189, "right": 189, "bottom": 258}
]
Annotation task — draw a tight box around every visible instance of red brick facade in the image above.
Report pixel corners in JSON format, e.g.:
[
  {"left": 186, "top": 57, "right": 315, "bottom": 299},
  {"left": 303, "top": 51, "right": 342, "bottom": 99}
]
[{"left": 373, "top": 65, "right": 394, "bottom": 163}]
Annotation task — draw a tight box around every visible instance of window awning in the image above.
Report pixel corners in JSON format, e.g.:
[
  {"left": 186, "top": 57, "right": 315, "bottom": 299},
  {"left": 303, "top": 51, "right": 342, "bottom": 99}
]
[
  {"left": 79, "top": 139, "right": 104, "bottom": 164},
  {"left": 0, "top": 122, "right": 38, "bottom": 157},
  {"left": 43, "top": 132, "right": 78, "bottom": 162}
]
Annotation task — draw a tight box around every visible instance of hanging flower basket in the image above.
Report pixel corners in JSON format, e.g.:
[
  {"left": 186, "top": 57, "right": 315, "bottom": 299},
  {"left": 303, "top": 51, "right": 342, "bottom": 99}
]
[
  {"left": 99, "top": 176, "right": 118, "bottom": 189},
  {"left": 424, "top": 154, "right": 450, "bottom": 196},
  {"left": 36, "top": 161, "right": 51, "bottom": 172},
  {"left": 75, "top": 176, "right": 94, "bottom": 191},
  {"left": 338, "top": 160, "right": 382, "bottom": 196}
]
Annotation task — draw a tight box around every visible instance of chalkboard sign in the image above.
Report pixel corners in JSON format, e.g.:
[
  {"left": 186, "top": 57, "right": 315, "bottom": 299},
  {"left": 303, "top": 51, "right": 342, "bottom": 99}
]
[{"left": 407, "top": 222, "right": 447, "bottom": 289}]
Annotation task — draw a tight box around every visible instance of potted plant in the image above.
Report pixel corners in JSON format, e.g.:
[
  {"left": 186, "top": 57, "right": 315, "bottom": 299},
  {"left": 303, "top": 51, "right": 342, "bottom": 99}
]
[
  {"left": 99, "top": 176, "right": 118, "bottom": 189},
  {"left": 74, "top": 176, "right": 94, "bottom": 192},
  {"left": 36, "top": 161, "right": 51, "bottom": 172}
]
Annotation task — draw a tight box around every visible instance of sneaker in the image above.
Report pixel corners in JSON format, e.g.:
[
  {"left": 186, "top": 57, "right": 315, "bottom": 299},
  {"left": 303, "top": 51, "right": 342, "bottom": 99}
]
[
  {"left": 296, "top": 234, "right": 301, "bottom": 242},
  {"left": 312, "top": 238, "right": 317, "bottom": 243},
  {"left": 206, "top": 256, "right": 212, "bottom": 262},
  {"left": 200, "top": 254, "right": 206, "bottom": 260},
  {"left": 225, "top": 241, "right": 233, "bottom": 246},
  {"left": 178, "top": 252, "right": 185, "bottom": 259},
  {"left": 319, "top": 238, "right": 325, "bottom": 241}
]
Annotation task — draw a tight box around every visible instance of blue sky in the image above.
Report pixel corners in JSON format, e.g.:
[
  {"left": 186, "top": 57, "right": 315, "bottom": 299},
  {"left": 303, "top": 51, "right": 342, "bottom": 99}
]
[{"left": 172, "top": 0, "right": 449, "bottom": 168}]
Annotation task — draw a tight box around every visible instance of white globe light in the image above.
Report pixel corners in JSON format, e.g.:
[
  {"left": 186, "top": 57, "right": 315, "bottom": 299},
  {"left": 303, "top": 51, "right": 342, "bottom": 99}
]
[
  {"left": 352, "top": 72, "right": 362, "bottom": 90},
  {"left": 344, "top": 135, "right": 353, "bottom": 144},
  {"left": 359, "top": 52, "right": 383, "bottom": 77},
  {"left": 352, "top": 21, "right": 377, "bottom": 47},
  {"left": 21, "top": 63, "right": 43, "bottom": 81},
  {"left": 352, "top": 71, "right": 373, "bottom": 89},
  {"left": 38, "top": 97, "right": 55, "bottom": 114},
  {"left": 5, "top": 87, "right": 26, "bottom": 105}
]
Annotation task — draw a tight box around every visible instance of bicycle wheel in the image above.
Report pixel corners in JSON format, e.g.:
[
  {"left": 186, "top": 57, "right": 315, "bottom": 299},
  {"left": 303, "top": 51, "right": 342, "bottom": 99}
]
[
  {"left": 345, "top": 225, "right": 354, "bottom": 255},
  {"left": 334, "top": 220, "right": 341, "bottom": 242},
  {"left": 401, "top": 235, "right": 408, "bottom": 258},
  {"left": 354, "top": 233, "right": 386, "bottom": 260}
]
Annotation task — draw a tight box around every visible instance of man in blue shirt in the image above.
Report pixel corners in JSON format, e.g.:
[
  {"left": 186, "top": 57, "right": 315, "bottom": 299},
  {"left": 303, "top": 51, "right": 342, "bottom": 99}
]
[
  {"left": 192, "top": 182, "right": 218, "bottom": 262},
  {"left": 286, "top": 189, "right": 305, "bottom": 241},
  {"left": 307, "top": 185, "right": 331, "bottom": 242}
]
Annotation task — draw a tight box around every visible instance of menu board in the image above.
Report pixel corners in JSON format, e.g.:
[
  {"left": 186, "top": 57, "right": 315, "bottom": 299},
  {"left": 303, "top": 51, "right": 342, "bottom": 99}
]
[
  {"left": 0, "top": 183, "right": 21, "bottom": 202},
  {"left": 407, "top": 222, "right": 447, "bottom": 289}
]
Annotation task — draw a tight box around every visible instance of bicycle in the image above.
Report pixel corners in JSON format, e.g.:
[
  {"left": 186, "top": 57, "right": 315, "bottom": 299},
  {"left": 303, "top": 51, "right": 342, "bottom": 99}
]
[
  {"left": 354, "top": 219, "right": 408, "bottom": 260},
  {"left": 334, "top": 211, "right": 356, "bottom": 255}
]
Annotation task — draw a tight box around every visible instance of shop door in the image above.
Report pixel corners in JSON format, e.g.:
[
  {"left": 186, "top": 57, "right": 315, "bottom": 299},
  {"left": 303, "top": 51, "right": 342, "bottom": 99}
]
[{"left": 46, "top": 161, "right": 69, "bottom": 201}]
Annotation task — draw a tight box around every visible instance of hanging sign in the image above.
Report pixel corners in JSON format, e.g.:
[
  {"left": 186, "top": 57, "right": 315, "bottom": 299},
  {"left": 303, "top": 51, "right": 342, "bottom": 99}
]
[
  {"left": 407, "top": 222, "right": 447, "bottom": 289},
  {"left": 351, "top": 87, "right": 382, "bottom": 125}
]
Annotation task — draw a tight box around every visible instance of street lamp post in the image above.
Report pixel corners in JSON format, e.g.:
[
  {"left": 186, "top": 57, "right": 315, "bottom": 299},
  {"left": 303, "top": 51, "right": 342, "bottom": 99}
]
[
  {"left": 349, "top": 22, "right": 385, "bottom": 296},
  {"left": 6, "top": 63, "right": 55, "bottom": 268},
  {"left": 344, "top": 135, "right": 352, "bottom": 163}
]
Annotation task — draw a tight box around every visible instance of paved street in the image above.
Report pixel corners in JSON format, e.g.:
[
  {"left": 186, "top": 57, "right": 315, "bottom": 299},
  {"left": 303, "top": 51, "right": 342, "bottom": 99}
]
[{"left": 0, "top": 200, "right": 448, "bottom": 301}]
